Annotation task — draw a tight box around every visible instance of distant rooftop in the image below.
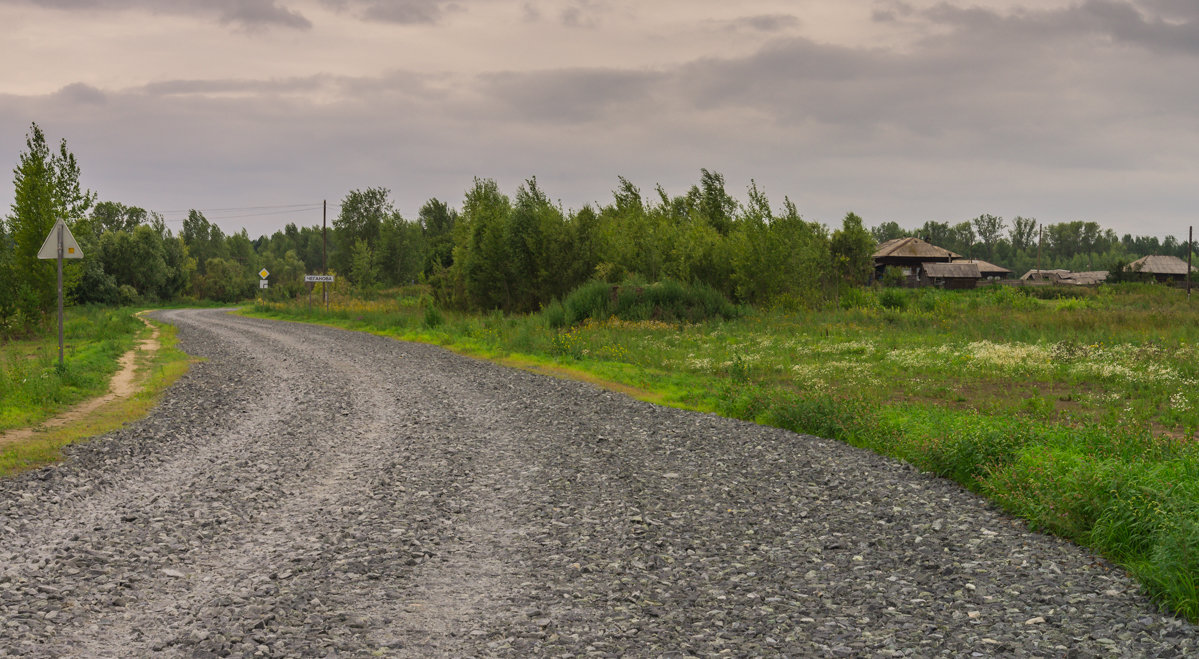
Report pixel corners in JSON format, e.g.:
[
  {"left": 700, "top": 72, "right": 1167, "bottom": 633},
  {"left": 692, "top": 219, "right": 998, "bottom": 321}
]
[
  {"left": 1127, "top": 255, "right": 1196, "bottom": 276},
  {"left": 874, "top": 237, "right": 960, "bottom": 260}
]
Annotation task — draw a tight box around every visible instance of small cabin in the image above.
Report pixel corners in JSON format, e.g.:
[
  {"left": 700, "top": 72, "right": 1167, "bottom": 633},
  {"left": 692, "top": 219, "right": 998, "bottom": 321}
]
[{"left": 924, "top": 261, "right": 981, "bottom": 289}]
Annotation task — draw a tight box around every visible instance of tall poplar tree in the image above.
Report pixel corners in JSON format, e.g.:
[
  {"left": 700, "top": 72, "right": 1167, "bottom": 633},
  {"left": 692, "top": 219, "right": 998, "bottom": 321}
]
[{"left": 5, "top": 123, "right": 95, "bottom": 324}]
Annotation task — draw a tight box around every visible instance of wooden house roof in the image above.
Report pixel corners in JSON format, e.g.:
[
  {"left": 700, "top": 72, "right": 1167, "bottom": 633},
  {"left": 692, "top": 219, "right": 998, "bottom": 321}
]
[
  {"left": 952, "top": 259, "right": 1012, "bottom": 275},
  {"left": 1127, "top": 255, "right": 1196, "bottom": 275},
  {"left": 1020, "top": 269, "right": 1070, "bottom": 281},
  {"left": 874, "top": 237, "right": 960, "bottom": 260},
  {"left": 1019, "top": 269, "right": 1108, "bottom": 285},
  {"left": 1066, "top": 271, "right": 1109, "bottom": 286},
  {"left": 923, "top": 261, "right": 981, "bottom": 278}
]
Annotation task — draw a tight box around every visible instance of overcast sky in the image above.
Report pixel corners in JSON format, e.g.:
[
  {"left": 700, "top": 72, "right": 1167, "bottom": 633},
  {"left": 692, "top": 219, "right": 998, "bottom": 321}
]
[{"left": 1, "top": 0, "right": 1196, "bottom": 239}]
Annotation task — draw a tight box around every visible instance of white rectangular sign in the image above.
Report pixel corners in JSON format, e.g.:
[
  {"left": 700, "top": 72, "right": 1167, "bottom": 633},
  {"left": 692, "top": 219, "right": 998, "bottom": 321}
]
[
  {"left": 259, "top": 280, "right": 269, "bottom": 289},
  {"left": 305, "top": 275, "right": 335, "bottom": 283}
]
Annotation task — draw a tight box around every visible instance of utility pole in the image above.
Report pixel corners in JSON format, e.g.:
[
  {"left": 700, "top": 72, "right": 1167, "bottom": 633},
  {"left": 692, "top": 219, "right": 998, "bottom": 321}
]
[
  {"left": 323, "top": 199, "right": 328, "bottom": 311},
  {"left": 1036, "top": 226, "right": 1043, "bottom": 280},
  {"left": 1188, "top": 226, "right": 1193, "bottom": 299}
]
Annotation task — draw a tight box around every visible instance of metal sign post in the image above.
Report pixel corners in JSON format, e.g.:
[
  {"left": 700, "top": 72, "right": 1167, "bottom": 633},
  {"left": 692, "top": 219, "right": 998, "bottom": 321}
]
[
  {"left": 36, "top": 219, "right": 84, "bottom": 367},
  {"left": 305, "top": 274, "right": 334, "bottom": 312}
]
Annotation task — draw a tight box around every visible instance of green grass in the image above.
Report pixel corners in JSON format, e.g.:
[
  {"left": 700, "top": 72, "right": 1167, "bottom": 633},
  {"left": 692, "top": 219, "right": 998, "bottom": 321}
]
[
  {"left": 0, "top": 317, "right": 191, "bottom": 477},
  {"left": 242, "top": 282, "right": 1199, "bottom": 621},
  {"left": 0, "top": 306, "right": 145, "bottom": 431}
]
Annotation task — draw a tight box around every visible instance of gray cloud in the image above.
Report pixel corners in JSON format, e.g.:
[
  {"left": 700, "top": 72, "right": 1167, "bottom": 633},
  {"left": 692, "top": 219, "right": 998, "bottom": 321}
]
[
  {"left": 922, "top": 0, "right": 1199, "bottom": 56},
  {"left": 0, "top": 0, "right": 312, "bottom": 29},
  {"left": 2, "top": 1, "right": 1197, "bottom": 237},
  {"left": 478, "top": 68, "right": 664, "bottom": 123},
  {"left": 559, "top": 0, "right": 608, "bottom": 28},
  {"left": 726, "top": 14, "right": 801, "bottom": 33},
  {"left": 54, "top": 82, "right": 108, "bottom": 105},
  {"left": 320, "top": 0, "right": 460, "bottom": 24}
]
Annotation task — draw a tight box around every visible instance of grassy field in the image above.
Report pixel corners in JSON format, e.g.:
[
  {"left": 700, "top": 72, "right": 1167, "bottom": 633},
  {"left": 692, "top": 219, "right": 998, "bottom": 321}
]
[
  {"left": 0, "top": 309, "right": 192, "bottom": 477},
  {"left": 0, "top": 306, "right": 146, "bottom": 430},
  {"left": 249, "top": 283, "right": 1199, "bottom": 621}
]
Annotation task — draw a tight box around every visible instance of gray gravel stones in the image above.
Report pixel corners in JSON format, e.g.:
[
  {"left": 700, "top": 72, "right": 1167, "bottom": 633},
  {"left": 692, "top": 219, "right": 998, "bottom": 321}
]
[{"left": 0, "top": 308, "right": 1195, "bottom": 656}]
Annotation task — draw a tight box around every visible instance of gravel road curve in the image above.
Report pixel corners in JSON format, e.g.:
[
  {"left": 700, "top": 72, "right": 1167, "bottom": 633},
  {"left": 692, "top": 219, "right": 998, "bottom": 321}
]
[{"left": 1, "top": 308, "right": 1195, "bottom": 657}]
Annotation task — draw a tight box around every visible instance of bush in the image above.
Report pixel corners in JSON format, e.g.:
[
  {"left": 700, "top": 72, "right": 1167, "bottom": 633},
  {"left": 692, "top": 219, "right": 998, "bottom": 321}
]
[
  {"left": 881, "top": 266, "right": 907, "bottom": 287},
  {"left": 117, "top": 285, "right": 139, "bottom": 306},
  {"left": 838, "top": 286, "right": 875, "bottom": 310},
  {"left": 879, "top": 288, "right": 907, "bottom": 310},
  {"left": 552, "top": 278, "right": 740, "bottom": 326},
  {"left": 423, "top": 305, "right": 444, "bottom": 329}
]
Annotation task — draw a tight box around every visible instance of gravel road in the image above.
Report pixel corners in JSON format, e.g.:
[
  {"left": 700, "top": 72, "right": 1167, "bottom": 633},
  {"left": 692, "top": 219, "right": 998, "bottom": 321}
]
[{"left": 1, "top": 308, "right": 1194, "bottom": 657}]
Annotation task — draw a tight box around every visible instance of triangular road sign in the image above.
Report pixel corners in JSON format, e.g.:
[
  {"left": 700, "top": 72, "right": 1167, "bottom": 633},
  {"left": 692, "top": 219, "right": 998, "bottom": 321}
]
[{"left": 37, "top": 219, "right": 84, "bottom": 259}]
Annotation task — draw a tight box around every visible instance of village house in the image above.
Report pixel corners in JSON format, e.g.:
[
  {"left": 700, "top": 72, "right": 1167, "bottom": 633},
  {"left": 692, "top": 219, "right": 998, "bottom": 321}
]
[
  {"left": 924, "top": 261, "right": 982, "bottom": 289},
  {"left": 1125, "top": 255, "right": 1196, "bottom": 283},
  {"left": 952, "top": 259, "right": 1012, "bottom": 281},
  {"left": 1020, "top": 269, "right": 1109, "bottom": 286},
  {"left": 873, "top": 237, "right": 960, "bottom": 285}
]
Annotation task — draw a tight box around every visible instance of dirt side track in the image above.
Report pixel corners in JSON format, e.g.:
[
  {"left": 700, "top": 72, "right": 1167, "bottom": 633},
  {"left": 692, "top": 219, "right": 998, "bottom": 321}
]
[{"left": 0, "top": 309, "right": 1193, "bottom": 656}]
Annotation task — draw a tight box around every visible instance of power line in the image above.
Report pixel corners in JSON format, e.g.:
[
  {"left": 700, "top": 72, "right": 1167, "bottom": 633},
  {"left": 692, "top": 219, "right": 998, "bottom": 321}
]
[{"left": 156, "top": 202, "right": 328, "bottom": 214}]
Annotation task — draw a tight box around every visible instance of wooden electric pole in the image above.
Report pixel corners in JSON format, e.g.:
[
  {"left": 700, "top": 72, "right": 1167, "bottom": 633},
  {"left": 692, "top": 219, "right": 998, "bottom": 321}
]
[
  {"left": 1036, "top": 226, "right": 1043, "bottom": 279},
  {"left": 323, "top": 199, "right": 328, "bottom": 311},
  {"left": 1188, "top": 226, "right": 1193, "bottom": 299}
]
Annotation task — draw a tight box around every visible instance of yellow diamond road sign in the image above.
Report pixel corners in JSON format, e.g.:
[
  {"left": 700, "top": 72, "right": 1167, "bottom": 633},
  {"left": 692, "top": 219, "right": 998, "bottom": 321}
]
[{"left": 259, "top": 268, "right": 270, "bottom": 279}]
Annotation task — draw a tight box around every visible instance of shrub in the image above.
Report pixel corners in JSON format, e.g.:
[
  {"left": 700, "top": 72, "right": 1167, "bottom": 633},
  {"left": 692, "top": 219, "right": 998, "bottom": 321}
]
[
  {"left": 838, "top": 286, "right": 875, "bottom": 310},
  {"left": 879, "top": 287, "right": 907, "bottom": 310},
  {"left": 117, "top": 285, "right": 139, "bottom": 306},
  {"left": 881, "top": 266, "right": 907, "bottom": 287},
  {"left": 423, "top": 305, "right": 444, "bottom": 329},
  {"left": 542, "top": 299, "right": 567, "bottom": 329},
  {"left": 552, "top": 278, "right": 740, "bottom": 326}
]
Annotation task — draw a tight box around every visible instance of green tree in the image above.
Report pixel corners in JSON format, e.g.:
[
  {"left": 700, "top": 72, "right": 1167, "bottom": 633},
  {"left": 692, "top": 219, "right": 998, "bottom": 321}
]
[
  {"left": 730, "top": 185, "right": 830, "bottom": 305},
  {"left": 918, "top": 221, "right": 954, "bottom": 250},
  {"left": 453, "top": 178, "right": 513, "bottom": 309},
  {"left": 5, "top": 123, "right": 95, "bottom": 324},
  {"left": 871, "top": 221, "right": 908, "bottom": 244},
  {"left": 377, "top": 214, "right": 425, "bottom": 287},
  {"left": 505, "top": 177, "right": 571, "bottom": 312},
  {"left": 418, "top": 198, "right": 457, "bottom": 276},
  {"left": 0, "top": 222, "right": 16, "bottom": 327},
  {"left": 349, "top": 238, "right": 378, "bottom": 290},
  {"left": 949, "top": 222, "right": 975, "bottom": 257},
  {"left": 332, "top": 187, "right": 392, "bottom": 278},
  {"left": 830, "top": 212, "right": 875, "bottom": 286},
  {"left": 89, "top": 201, "right": 146, "bottom": 236},
  {"left": 182, "top": 210, "right": 227, "bottom": 278},
  {"left": 690, "top": 169, "right": 738, "bottom": 236},
  {"left": 1010, "top": 216, "right": 1038, "bottom": 252},
  {"left": 196, "top": 257, "right": 254, "bottom": 302},
  {"left": 971, "top": 214, "right": 1006, "bottom": 260}
]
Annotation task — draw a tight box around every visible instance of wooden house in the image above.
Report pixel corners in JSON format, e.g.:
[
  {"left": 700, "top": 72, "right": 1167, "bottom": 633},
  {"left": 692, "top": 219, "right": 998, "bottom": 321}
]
[
  {"left": 924, "top": 261, "right": 981, "bottom": 289},
  {"left": 873, "top": 237, "right": 960, "bottom": 285},
  {"left": 952, "top": 259, "right": 1012, "bottom": 281},
  {"left": 1125, "top": 255, "right": 1196, "bottom": 283},
  {"left": 1019, "top": 269, "right": 1108, "bottom": 286}
]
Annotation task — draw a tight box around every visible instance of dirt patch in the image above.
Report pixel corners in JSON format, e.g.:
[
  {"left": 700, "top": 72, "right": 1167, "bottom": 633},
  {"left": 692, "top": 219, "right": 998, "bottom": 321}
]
[{"left": 0, "top": 312, "right": 160, "bottom": 447}]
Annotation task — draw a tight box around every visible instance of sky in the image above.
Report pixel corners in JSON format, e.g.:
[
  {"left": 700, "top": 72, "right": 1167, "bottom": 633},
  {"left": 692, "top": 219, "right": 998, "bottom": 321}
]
[{"left": 1, "top": 0, "right": 1197, "bottom": 240}]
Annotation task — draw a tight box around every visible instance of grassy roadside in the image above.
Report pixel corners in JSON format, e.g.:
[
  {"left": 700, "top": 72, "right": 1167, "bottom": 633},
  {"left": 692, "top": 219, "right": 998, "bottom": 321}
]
[
  {"left": 1, "top": 306, "right": 144, "bottom": 431},
  {"left": 0, "top": 315, "right": 192, "bottom": 478},
  {"left": 243, "top": 284, "right": 1199, "bottom": 621}
]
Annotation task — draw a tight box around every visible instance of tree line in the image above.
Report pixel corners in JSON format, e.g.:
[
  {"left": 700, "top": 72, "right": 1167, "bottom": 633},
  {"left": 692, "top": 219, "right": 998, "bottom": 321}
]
[
  {"left": 871, "top": 215, "right": 1196, "bottom": 277},
  {"left": 4, "top": 123, "right": 1195, "bottom": 335}
]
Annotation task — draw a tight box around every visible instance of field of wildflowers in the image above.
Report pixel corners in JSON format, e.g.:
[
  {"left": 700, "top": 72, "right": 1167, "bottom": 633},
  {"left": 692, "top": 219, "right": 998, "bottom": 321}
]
[{"left": 247, "top": 282, "right": 1199, "bottom": 621}]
